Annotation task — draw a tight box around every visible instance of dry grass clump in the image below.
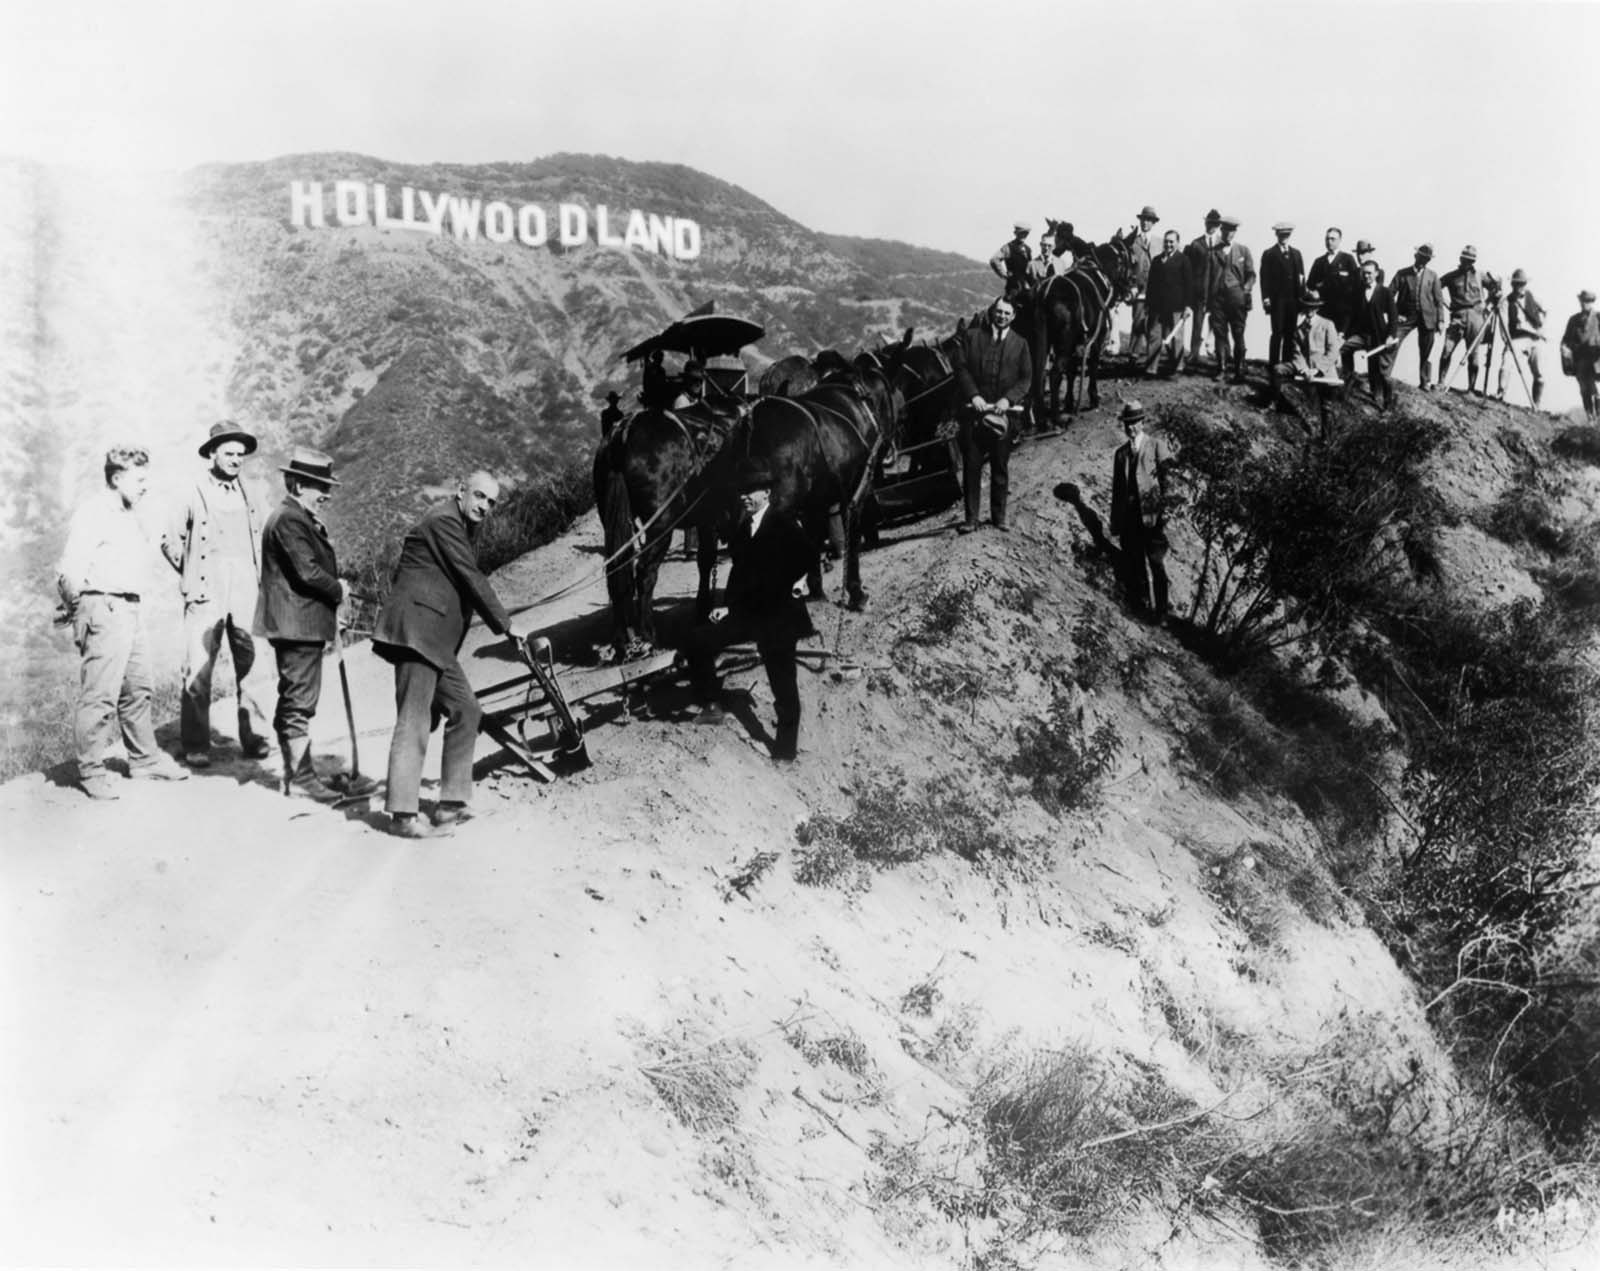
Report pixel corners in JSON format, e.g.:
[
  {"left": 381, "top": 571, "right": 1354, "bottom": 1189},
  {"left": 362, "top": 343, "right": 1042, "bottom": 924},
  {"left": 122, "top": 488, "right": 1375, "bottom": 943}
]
[
  {"left": 783, "top": 1021, "right": 876, "bottom": 1084},
  {"left": 1199, "top": 838, "right": 1342, "bottom": 951},
  {"left": 639, "top": 1026, "right": 757, "bottom": 1136}
]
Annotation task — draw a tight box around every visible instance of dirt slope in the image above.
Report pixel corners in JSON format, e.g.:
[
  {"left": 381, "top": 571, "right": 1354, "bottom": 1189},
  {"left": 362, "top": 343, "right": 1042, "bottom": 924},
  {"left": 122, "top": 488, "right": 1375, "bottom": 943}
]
[{"left": 3, "top": 372, "right": 1597, "bottom": 1269}]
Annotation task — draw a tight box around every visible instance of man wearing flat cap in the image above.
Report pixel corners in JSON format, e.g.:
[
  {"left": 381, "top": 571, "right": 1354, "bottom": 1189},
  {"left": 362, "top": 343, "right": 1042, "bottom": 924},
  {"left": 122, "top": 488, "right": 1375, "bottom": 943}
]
[
  {"left": 1391, "top": 244, "right": 1444, "bottom": 391},
  {"left": 255, "top": 446, "right": 351, "bottom": 803},
  {"left": 1185, "top": 209, "right": 1223, "bottom": 368},
  {"left": 1439, "top": 245, "right": 1487, "bottom": 394},
  {"left": 1119, "top": 206, "right": 1160, "bottom": 362},
  {"left": 1260, "top": 223, "right": 1305, "bottom": 368},
  {"left": 161, "top": 421, "right": 272, "bottom": 768},
  {"left": 372, "top": 471, "right": 516, "bottom": 837},
  {"left": 1306, "top": 228, "right": 1360, "bottom": 335},
  {"left": 1209, "top": 215, "right": 1256, "bottom": 384},
  {"left": 1561, "top": 290, "right": 1600, "bottom": 424},
  {"left": 990, "top": 222, "right": 1034, "bottom": 304},
  {"left": 684, "top": 461, "right": 815, "bottom": 762},
  {"left": 1500, "top": 270, "right": 1547, "bottom": 407},
  {"left": 1110, "top": 401, "right": 1171, "bottom": 620}
]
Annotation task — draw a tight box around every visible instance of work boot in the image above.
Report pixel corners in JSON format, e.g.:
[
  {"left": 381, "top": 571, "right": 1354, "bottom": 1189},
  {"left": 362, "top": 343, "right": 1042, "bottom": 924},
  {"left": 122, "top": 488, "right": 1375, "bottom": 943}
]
[
  {"left": 281, "top": 740, "right": 340, "bottom": 803},
  {"left": 389, "top": 813, "right": 447, "bottom": 839},
  {"left": 771, "top": 724, "right": 799, "bottom": 763},
  {"left": 1532, "top": 381, "right": 1544, "bottom": 409},
  {"left": 184, "top": 750, "right": 212, "bottom": 769},
  {"left": 79, "top": 774, "right": 122, "bottom": 801},
  {"left": 238, "top": 711, "right": 271, "bottom": 760},
  {"left": 129, "top": 754, "right": 190, "bottom": 781},
  {"left": 431, "top": 802, "right": 475, "bottom": 827}
]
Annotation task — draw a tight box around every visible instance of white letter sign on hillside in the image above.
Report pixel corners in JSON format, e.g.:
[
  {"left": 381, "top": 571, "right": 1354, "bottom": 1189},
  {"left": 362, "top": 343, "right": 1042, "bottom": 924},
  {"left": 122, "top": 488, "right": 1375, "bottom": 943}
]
[{"left": 287, "top": 181, "right": 703, "bottom": 261}]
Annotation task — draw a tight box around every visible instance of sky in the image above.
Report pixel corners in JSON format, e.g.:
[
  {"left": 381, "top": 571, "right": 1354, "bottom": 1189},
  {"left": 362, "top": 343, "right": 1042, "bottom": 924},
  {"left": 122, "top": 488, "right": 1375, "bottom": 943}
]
[{"left": 5, "top": 0, "right": 1598, "bottom": 402}]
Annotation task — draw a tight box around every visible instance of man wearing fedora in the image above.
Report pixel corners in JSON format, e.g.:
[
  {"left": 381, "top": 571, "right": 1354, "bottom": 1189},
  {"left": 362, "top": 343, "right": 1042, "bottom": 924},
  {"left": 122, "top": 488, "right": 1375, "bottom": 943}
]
[
  {"left": 1260, "top": 222, "right": 1305, "bottom": 368},
  {"left": 255, "top": 446, "right": 350, "bottom": 803},
  {"left": 989, "top": 221, "right": 1034, "bottom": 304},
  {"left": 1500, "top": 270, "right": 1547, "bottom": 407},
  {"left": 1109, "top": 402, "right": 1171, "bottom": 621},
  {"left": 372, "top": 471, "right": 516, "bottom": 837},
  {"left": 1341, "top": 260, "right": 1400, "bottom": 411},
  {"left": 1119, "top": 205, "right": 1160, "bottom": 362},
  {"left": 953, "top": 297, "right": 1032, "bottom": 533},
  {"left": 1439, "top": 245, "right": 1487, "bottom": 394},
  {"left": 599, "top": 390, "right": 625, "bottom": 441},
  {"left": 684, "top": 461, "right": 814, "bottom": 762},
  {"left": 58, "top": 445, "right": 191, "bottom": 799},
  {"left": 1270, "top": 289, "right": 1341, "bottom": 436},
  {"left": 1391, "top": 244, "right": 1444, "bottom": 391},
  {"left": 1185, "top": 209, "right": 1223, "bottom": 368},
  {"left": 161, "top": 421, "right": 272, "bottom": 768},
  {"left": 1354, "top": 239, "right": 1385, "bottom": 286},
  {"left": 1561, "top": 290, "right": 1600, "bottom": 424}
]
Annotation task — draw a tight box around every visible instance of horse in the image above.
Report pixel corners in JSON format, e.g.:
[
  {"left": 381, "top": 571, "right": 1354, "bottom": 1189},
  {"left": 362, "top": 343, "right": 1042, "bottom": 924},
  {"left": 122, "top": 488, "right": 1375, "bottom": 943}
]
[
  {"left": 1029, "top": 232, "right": 1136, "bottom": 423},
  {"left": 757, "top": 355, "right": 819, "bottom": 398},
  {"left": 592, "top": 399, "right": 742, "bottom": 652},
  {"left": 695, "top": 363, "right": 903, "bottom": 610}
]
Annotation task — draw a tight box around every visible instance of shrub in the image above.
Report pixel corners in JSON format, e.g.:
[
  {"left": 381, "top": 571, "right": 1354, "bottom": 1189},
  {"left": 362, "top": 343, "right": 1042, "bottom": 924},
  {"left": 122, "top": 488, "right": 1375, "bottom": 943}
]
[
  {"left": 912, "top": 577, "right": 982, "bottom": 643},
  {"left": 639, "top": 1027, "right": 757, "bottom": 1136},
  {"left": 1007, "top": 696, "right": 1121, "bottom": 816}
]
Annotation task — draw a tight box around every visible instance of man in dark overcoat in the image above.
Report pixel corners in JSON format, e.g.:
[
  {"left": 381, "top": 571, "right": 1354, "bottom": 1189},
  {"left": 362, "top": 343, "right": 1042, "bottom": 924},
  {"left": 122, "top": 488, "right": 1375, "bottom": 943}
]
[
  {"left": 1260, "top": 222, "right": 1306, "bottom": 367},
  {"left": 254, "top": 447, "right": 349, "bottom": 802},
  {"left": 1184, "top": 209, "right": 1223, "bottom": 367},
  {"left": 1143, "top": 230, "right": 1194, "bottom": 376},
  {"left": 372, "top": 471, "right": 515, "bottom": 837},
  {"left": 1306, "top": 227, "right": 1361, "bottom": 334},
  {"left": 1109, "top": 401, "right": 1171, "bottom": 619},
  {"left": 684, "top": 462, "right": 815, "bottom": 762},
  {"left": 953, "top": 297, "right": 1033, "bottom": 532},
  {"left": 1342, "top": 260, "right": 1400, "bottom": 409}
]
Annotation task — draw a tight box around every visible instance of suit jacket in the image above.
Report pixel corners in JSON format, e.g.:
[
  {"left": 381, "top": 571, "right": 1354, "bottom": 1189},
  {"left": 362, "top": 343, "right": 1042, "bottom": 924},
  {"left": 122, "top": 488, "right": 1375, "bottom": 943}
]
[
  {"left": 1110, "top": 436, "right": 1170, "bottom": 537},
  {"left": 954, "top": 322, "right": 1033, "bottom": 407},
  {"left": 1213, "top": 242, "right": 1256, "bottom": 307},
  {"left": 1307, "top": 251, "right": 1360, "bottom": 326},
  {"left": 1562, "top": 310, "right": 1600, "bottom": 356},
  {"left": 1390, "top": 264, "right": 1443, "bottom": 330},
  {"left": 374, "top": 497, "right": 512, "bottom": 670},
  {"left": 255, "top": 496, "right": 341, "bottom": 643},
  {"left": 1146, "top": 252, "right": 1194, "bottom": 319},
  {"left": 725, "top": 509, "right": 814, "bottom": 638},
  {"left": 1293, "top": 315, "right": 1342, "bottom": 379},
  {"left": 1120, "top": 227, "right": 1153, "bottom": 296},
  {"left": 1260, "top": 242, "right": 1305, "bottom": 307},
  {"left": 1348, "top": 283, "right": 1399, "bottom": 345},
  {"left": 1505, "top": 289, "right": 1546, "bottom": 340},
  {"left": 1185, "top": 233, "right": 1221, "bottom": 307}
]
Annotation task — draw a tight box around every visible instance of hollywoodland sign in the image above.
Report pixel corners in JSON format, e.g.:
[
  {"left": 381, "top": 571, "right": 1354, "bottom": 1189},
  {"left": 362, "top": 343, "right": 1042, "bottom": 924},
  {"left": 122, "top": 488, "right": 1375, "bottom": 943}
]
[{"left": 287, "top": 180, "right": 703, "bottom": 260}]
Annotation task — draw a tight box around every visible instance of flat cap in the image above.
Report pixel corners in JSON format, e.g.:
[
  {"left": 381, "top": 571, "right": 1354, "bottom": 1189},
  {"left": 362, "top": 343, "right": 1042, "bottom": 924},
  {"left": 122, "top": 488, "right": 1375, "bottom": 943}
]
[
  {"left": 1272, "top": 221, "right": 1294, "bottom": 233},
  {"left": 1218, "top": 213, "right": 1241, "bottom": 228},
  {"left": 1013, "top": 220, "right": 1032, "bottom": 233}
]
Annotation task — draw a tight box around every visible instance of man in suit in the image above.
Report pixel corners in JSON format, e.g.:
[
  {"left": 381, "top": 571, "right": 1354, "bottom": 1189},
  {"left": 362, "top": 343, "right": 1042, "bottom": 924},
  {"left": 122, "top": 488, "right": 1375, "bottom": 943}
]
[
  {"left": 599, "top": 390, "right": 625, "bottom": 440},
  {"left": 684, "top": 462, "right": 815, "bottom": 762},
  {"left": 1270, "top": 289, "right": 1342, "bottom": 436},
  {"left": 1119, "top": 205, "right": 1159, "bottom": 361},
  {"left": 1109, "top": 401, "right": 1171, "bottom": 620},
  {"left": 1143, "top": 229, "right": 1193, "bottom": 376},
  {"left": 1306, "top": 228, "right": 1361, "bottom": 334},
  {"left": 989, "top": 221, "right": 1034, "bottom": 303},
  {"left": 1185, "top": 209, "right": 1223, "bottom": 368},
  {"left": 1561, "top": 289, "right": 1600, "bottom": 423},
  {"left": 1500, "top": 269, "right": 1548, "bottom": 407},
  {"left": 1341, "top": 261, "right": 1400, "bottom": 410},
  {"left": 372, "top": 471, "right": 516, "bottom": 837},
  {"left": 1260, "top": 222, "right": 1305, "bottom": 367},
  {"left": 1209, "top": 215, "right": 1256, "bottom": 384},
  {"left": 254, "top": 447, "right": 350, "bottom": 803},
  {"left": 1390, "top": 244, "right": 1444, "bottom": 391},
  {"left": 953, "top": 297, "right": 1033, "bottom": 532},
  {"left": 1439, "top": 245, "right": 1487, "bottom": 394},
  {"left": 1354, "top": 239, "right": 1385, "bottom": 286}
]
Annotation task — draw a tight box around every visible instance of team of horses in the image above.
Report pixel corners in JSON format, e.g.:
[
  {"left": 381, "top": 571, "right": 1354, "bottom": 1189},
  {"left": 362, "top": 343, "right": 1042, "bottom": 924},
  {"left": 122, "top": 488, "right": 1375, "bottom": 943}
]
[{"left": 591, "top": 228, "right": 1139, "bottom": 652}]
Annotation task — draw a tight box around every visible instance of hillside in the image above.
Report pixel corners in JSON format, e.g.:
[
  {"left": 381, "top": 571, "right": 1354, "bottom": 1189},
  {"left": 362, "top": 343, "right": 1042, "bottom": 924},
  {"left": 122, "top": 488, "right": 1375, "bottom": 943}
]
[{"left": 5, "top": 372, "right": 1598, "bottom": 1268}]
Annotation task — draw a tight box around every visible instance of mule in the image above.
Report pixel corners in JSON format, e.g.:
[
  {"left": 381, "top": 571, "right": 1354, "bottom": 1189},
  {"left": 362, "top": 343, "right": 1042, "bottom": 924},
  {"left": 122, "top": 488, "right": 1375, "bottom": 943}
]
[{"left": 1029, "top": 234, "right": 1136, "bottom": 424}]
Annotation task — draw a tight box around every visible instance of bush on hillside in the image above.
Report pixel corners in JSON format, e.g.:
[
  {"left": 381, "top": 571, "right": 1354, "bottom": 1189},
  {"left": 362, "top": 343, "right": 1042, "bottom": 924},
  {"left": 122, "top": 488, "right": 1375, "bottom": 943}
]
[{"left": 1007, "top": 696, "right": 1122, "bottom": 816}]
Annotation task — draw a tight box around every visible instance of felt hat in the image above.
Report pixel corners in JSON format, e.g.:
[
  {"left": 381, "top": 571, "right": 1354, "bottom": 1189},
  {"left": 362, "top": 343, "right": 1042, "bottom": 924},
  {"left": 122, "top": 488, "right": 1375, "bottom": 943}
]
[
  {"left": 1414, "top": 243, "right": 1434, "bottom": 258},
  {"left": 1138, "top": 205, "right": 1159, "bottom": 222},
  {"left": 1355, "top": 239, "right": 1375, "bottom": 254},
  {"left": 280, "top": 446, "right": 340, "bottom": 487},
  {"left": 1580, "top": 290, "right": 1597, "bottom": 303},
  {"left": 1118, "top": 400, "right": 1147, "bottom": 426},
  {"left": 1460, "top": 244, "right": 1478, "bottom": 261},
  {"left": 1510, "top": 269, "right": 1528, "bottom": 284},
  {"left": 1204, "top": 208, "right": 1221, "bottom": 225},
  {"left": 605, "top": 390, "right": 621, "bottom": 403},
  {"left": 1299, "top": 288, "right": 1325, "bottom": 310},
  {"left": 732, "top": 459, "right": 774, "bottom": 493},
  {"left": 198, "top": 420, "right": 257, "bottom": 458}
]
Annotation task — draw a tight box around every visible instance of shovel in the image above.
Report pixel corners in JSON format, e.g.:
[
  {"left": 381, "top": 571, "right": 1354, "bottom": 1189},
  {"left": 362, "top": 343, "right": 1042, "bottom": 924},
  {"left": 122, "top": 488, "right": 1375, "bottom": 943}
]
[{"left": 332, "top": 620, "right": 379, "bottom": 798}]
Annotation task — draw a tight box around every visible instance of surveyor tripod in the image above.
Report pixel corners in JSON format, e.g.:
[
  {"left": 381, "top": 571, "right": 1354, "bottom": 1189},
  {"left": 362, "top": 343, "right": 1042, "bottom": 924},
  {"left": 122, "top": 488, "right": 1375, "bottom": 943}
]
[{"left": 1440, "top": 286, "right": 1536, "bottom": 406}]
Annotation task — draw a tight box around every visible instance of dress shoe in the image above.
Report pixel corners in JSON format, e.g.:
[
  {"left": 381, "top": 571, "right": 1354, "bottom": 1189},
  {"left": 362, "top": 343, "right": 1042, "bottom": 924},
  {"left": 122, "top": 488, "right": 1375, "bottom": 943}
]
[
  {"left": 184, "top": 751, "right": 212, "bottom": 769},
  {"left": 389, "top": 814, "right": 447, "bottom": 839},
  {"left": 284, "top": 771, "right": 343, "bottom": 803},
  {"left": 79, "top": 775, "right": 122, "bottom": 801},
  {"left": 992, "top": 520, "right": 1011, "bottom": 533},
  {"left": 957, "top": 522, "right": 978, "bottom": 535},
  {"left": 431, "top": 803, "right": 475, "bottom": 827},
  {"left": 130, "top": 756, "right": 190, "bottom": 781}
]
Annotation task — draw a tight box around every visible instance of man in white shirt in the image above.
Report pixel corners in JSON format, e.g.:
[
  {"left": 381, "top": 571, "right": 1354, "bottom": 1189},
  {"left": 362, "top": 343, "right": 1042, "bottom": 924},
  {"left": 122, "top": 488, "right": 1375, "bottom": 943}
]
[{"left": 58, "top": 446, "right": 189, "bottom": 799}]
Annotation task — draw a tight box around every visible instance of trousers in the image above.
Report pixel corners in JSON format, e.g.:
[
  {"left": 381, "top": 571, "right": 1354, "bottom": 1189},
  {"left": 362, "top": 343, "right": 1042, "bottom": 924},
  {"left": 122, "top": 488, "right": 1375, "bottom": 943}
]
[
  {"left": 270, "top": 640, "right": 325, "bottom": 742},
  {"left": 1210, "top": 298, "right": 1249, "bottom": 375},
  {"left": 1117, "top": 521, "right": 1170, "bottom": 616},
  {"left": 1397, "top": 319, "right": 1437, "bottom": 387},
  {"left": 180, "top": 602, "right": 268, "bottom": 752},
  {"left": 1267, "top": 305, "right": 1298, "bottom": 367},
  {"left": 72, "top": 594, "right": 159, "bottom": 777},
  {"left": 1340, "top": 334, "right": 1397, "bottom": 408},
  {"left": 958, "top": 415, "right": 1012, "bottom": 526},
  {"left": 686, "top": 615, "right": 801, "bottom": 735},
  {"left": 383, "top": 651, "right": 481, "bottom": 815},
  {"left": 1439, "top": 309, "right": 1486, "bottom": 385}
]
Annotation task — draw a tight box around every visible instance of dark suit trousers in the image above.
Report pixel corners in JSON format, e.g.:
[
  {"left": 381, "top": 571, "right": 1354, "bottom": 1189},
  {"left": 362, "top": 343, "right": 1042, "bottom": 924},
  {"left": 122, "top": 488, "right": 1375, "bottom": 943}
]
[
  {"left": 1267, "top": 306, "right": 1298, "bottom": 367},
  {"left": 686, "top": 616, "right": 801, "bottom": 732},
  {"left": 384, "top": 651, "right": 481, "bottom": 815},
  {"left": 1118, "top": 519, "right": 1170, "bottom": 616},
  {"left": 1398, "top": 320, "right": 1437, "bottom": 386},
  {"left": 958, "top": 416, "right": 1011, "bottom": 525},
  {"left": 1210, "top": 298, "right": 1248, "bottom": 374},
  {"left": 270, "top": 639, "right": 324, "bottom": 742}
]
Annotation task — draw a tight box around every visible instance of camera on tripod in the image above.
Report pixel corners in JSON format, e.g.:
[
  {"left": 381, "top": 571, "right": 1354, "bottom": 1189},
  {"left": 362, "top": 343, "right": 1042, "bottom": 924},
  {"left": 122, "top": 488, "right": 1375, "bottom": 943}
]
[{"left": 1482, "top": 271, "right": 1503, "bottom": 302}]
